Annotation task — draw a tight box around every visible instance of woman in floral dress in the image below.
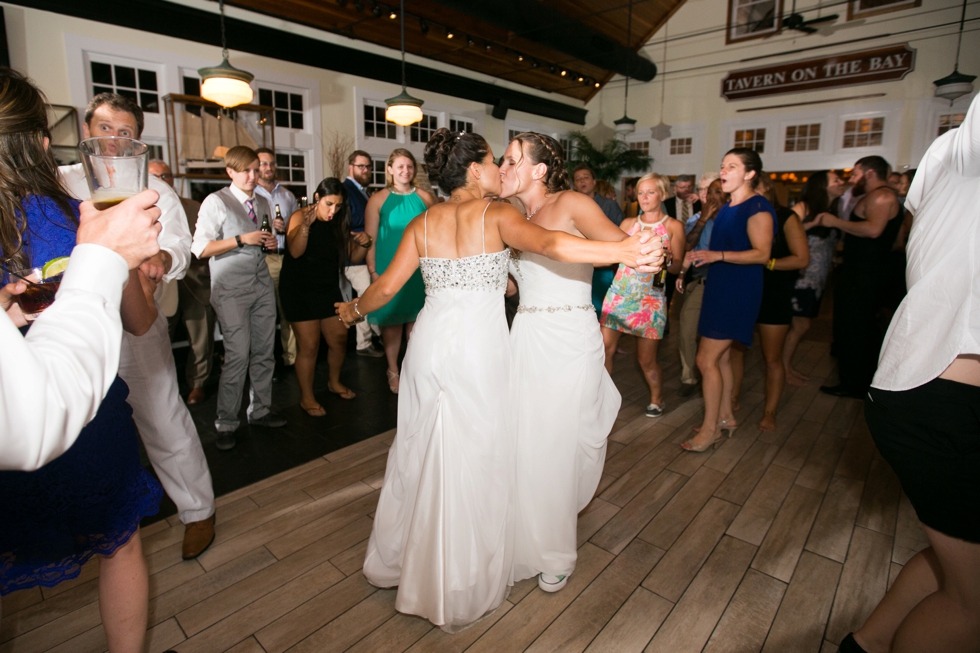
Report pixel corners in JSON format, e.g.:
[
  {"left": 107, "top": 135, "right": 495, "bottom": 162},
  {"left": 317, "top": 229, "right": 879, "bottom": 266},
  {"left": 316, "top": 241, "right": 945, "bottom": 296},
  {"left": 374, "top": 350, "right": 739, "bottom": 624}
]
[{"left": 601, "top": 173, "right": 685, "bottom": 417}]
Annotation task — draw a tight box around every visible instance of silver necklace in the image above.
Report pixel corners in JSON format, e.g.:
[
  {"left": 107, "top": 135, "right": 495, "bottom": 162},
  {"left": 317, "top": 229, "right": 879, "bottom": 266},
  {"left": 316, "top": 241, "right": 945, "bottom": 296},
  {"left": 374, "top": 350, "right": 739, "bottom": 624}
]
[{"left": 526, "top": 197, "right": 548, "bottom": 220}]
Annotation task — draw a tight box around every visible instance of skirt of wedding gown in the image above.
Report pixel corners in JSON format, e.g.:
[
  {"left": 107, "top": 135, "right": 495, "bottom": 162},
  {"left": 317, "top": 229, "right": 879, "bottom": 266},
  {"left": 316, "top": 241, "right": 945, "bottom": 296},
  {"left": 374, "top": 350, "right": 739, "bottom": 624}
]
[
  {"left": 363, "top": 289, "right": 513, "bottom": 632},
  {"left": 510, "top": 307, "right": 621, "bottom": 582}
]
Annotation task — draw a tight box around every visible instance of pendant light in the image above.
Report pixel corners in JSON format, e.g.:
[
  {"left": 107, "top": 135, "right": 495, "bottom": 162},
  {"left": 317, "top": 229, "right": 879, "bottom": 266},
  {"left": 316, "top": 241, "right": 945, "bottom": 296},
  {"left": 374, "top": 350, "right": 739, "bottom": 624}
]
[
  {"left": 650, "top": 20, "right": 672, "bottom": 142},
  {"left": 385, "top": 0, "right": 424, "bottom": 126},
  {"left": 614, "top": 0, "right": 636, "bottom": 136},
  {"left": 934, "top": 0, "right": 975, "bottom": 104},
  {"left": 198, "top": 0, "right": 255, "bottom": 108}
]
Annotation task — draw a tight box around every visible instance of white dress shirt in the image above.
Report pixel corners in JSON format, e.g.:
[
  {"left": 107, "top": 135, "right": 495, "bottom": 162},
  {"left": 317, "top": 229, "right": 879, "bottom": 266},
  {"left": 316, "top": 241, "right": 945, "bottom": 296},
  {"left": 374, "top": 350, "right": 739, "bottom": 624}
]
[
  {"left": 60, "top": 163, "right": 191, "bottom": 282},
  {"left": 873, "top": 94, "right": 980, "bottom": 392},
  {"left": 0, "top": 245, "right": 128, "bottom": 471},
  {"left": 192, "top": 185, "right": 272, "bottom": 289},
  {"left": 255, "top": 182, "right": 298, "bottom": 251}
]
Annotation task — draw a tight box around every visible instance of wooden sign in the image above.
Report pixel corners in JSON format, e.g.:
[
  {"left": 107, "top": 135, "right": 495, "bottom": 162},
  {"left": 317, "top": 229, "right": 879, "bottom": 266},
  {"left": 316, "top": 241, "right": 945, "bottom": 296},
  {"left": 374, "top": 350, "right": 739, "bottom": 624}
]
[{"left": 721, "top": 44, "right": 916, "bottom": 100}]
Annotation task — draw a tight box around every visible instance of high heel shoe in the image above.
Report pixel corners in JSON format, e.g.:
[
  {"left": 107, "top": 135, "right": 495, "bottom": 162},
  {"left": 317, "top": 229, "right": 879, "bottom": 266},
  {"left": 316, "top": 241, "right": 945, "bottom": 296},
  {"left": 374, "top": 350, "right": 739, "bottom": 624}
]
[
  {"left": 680, "top": 428, "right": 724, "bottom": 452},
  {"left": 718, "top": 418, "right": 738, "bottom": 438},
  {"left": 386, "top": 369, "right": 400, "bottom": 394}
]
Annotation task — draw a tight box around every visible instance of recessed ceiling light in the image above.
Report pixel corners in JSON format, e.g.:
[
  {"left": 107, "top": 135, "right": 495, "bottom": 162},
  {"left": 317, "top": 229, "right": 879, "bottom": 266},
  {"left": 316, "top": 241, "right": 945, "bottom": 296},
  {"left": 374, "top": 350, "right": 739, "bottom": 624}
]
[
  {"left": 447, "top": 30, "right": 454, "bottom": 39},
  {"left": 518, "top": 55, "right": 524, "bottom": 62},
  {"left": 560, "top": 70, "right": 567, "bottom": 77},
  {"left": 389, "top": 11, "right": 397, "bottom": 19},
  {"left": 594, "top": 82, "right": 600, "bottom": 87}
]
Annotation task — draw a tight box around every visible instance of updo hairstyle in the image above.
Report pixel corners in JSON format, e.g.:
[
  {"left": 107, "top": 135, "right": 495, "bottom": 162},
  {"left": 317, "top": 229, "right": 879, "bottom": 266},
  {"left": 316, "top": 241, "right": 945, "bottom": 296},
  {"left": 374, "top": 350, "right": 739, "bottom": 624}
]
[
  {"left": 725, "top": 147, "right": 764, "bottom": 189},
  {"left": 423, "top": 128, "right": 490, "bottom": 195},
  {"left": 511, "top": 132, "right": 571, "bottom": 194}
]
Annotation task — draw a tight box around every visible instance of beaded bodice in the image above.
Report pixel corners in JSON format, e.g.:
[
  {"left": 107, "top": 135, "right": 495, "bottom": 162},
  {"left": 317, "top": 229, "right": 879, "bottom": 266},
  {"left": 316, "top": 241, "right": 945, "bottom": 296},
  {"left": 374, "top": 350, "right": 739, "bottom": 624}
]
[{"left": 419, "top": 249, "right": 510, "bottom": 294}]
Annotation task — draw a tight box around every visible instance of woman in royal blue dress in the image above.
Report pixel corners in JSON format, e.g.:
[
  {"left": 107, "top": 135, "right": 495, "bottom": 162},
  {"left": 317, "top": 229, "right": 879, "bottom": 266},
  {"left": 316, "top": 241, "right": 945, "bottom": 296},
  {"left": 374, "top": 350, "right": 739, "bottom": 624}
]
[
  {"left": 683, "top": 148, "right": 776, "bottom": 452},
  {"left": 0, "top": 69, "right": 162, "bottom": 653}
]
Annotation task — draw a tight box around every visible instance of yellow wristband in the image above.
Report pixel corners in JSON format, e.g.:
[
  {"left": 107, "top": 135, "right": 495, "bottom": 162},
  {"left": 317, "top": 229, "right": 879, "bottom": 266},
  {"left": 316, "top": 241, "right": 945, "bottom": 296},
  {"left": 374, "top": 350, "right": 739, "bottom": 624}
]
[{"left": 767, "top": 258, "right": 776, "bottom": 270}]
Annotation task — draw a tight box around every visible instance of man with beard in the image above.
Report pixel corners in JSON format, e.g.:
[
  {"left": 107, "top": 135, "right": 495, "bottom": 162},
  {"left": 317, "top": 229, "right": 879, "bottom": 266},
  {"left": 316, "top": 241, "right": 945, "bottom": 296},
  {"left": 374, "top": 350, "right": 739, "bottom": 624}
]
[
  {"left": 813, "top": 156, "right": 902, "bottom": 397},
  {"left": 343, "top": 150, "right": 383, "bottom": 357}
]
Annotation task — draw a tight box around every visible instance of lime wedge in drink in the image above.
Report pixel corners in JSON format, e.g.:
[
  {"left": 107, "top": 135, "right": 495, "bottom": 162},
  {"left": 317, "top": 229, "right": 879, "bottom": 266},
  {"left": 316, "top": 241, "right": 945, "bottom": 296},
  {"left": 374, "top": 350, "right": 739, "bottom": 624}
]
[{"left": 42, "top": 256, "right": 69, "bottom": 279}]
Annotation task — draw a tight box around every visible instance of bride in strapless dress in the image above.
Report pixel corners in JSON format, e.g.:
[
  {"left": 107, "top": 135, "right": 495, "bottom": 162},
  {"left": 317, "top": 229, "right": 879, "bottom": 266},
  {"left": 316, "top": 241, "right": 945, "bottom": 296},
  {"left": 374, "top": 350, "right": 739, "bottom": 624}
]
[
  {"left": 499, "top": 132, "right": 654, "bottom": 592},
  {"left": 337, "top": 129, "right": 659, "bottom": 632}
]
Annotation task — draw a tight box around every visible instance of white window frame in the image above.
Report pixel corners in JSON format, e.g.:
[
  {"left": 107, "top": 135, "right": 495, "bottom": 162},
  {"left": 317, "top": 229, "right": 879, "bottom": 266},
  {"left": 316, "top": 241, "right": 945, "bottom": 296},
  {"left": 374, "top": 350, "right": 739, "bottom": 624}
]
[
  {"left": 783, "top": 123, "right": 822, "bottom": 153},
  {"left": 363, "top": 100, "right": 400, "bottom": 142},
  {"left": 848, "top": 0, "right": 920, "bottom": 20},
  {"left": 668, "top": 137, "right": 692, "bottom": 156},
  {"left": 409, "top": 112, "right": 440, "bottom": 143},
  {"left": 449, "top": 117, "right": 474, "bottom": 133},
  {"left": 257, "top": 83, "right": 310, "bottom": 133},
  {"left": 840, "top": 115, "right": 886, "bottom": 151},
  {"left": 86, "top": 54, "right": 164, "bottom": 117},
  {"left": 734, "top": 126, "right": 768, "bottom": 153}
]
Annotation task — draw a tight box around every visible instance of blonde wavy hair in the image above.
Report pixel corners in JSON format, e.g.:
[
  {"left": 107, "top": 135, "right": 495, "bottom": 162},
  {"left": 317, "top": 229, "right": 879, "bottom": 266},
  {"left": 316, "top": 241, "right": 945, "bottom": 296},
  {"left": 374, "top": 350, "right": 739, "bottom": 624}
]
[{"left": 384, "top": 148, "right": 418, "bottom": 188}]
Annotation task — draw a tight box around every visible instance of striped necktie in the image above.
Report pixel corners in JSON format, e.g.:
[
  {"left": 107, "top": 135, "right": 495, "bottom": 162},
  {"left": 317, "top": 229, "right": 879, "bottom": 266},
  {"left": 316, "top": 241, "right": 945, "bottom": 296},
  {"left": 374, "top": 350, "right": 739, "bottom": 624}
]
[{"left": 245, "top": 198, "right": 257, "bottom": 226}]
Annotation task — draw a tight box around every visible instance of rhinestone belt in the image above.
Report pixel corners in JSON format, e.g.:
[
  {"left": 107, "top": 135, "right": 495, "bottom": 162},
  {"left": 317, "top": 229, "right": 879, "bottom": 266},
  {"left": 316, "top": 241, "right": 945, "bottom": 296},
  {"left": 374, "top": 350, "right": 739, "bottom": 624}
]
[{"left": 517, "top": 304, "right": 595, "bottom": 314}]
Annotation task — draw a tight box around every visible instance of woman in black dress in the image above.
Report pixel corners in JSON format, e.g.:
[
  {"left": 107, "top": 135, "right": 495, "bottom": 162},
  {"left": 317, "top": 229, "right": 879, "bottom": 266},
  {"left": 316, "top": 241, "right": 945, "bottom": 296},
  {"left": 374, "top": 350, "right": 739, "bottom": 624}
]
[{"left": 280, "top": 178, "right": 370, "bottom": 415}]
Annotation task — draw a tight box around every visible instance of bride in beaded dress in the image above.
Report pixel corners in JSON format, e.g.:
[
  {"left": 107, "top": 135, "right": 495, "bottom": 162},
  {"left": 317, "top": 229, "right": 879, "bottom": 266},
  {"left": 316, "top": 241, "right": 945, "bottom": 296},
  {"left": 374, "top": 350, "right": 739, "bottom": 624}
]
[
  {"left": 499, "top": 132, "right": 643, "bottom": 592},
  {"left": 337, "top": 128, "right": 659, "bottom": 632}
]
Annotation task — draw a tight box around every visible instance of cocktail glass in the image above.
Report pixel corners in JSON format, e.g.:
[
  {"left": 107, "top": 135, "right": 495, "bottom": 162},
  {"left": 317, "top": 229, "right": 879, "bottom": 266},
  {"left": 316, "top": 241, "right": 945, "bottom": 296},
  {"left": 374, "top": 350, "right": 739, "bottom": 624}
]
[
  {"left": 6, "top": 266, "right": 62, "bottom": 321},
  {"left": 78, "top": 136, "right": 149, "bottom": 209}
]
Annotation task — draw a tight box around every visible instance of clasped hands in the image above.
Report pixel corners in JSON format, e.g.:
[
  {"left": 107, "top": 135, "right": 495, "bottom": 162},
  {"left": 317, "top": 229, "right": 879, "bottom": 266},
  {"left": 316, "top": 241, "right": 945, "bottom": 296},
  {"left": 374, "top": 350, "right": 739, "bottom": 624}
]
[{"left": 626, "top": 231, "right": 665, "bottom": 273}]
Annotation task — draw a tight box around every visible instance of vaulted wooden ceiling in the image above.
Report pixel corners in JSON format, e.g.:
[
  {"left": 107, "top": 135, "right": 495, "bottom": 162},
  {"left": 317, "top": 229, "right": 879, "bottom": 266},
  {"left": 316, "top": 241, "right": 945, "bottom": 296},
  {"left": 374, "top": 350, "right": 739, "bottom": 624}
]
[{"left": 223, "top": 0, "right": 683, "bottom": 102}]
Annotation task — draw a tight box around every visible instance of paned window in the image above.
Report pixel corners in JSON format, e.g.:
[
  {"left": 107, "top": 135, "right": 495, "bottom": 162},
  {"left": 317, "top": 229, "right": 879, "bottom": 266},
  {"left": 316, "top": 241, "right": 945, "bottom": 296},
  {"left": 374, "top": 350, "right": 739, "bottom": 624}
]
[
  {"left": 631, "top": 141, "right": 651, "bottom": 156},
  {"left": 728, "top": 0, "right": 779, "bottom": 42},
  {"left": 559, "top": 138, "right": 574, "bottom": 159},
  {"left": 842, "top": 117, "right": 884, "bottom": 148},
  {"left": 364, "top": 104, "right": 398, "bottom": 140},
  {"left": 275, "top": 152, "right": 307, "bottom": 197},
  {"left": 508, "top": 129, "right": 522, "bottom": 142},
  {"left": 668, "top": 138, "right": 691, "bottom": 155},
  {"left": 90, "top": 60, "right": 159, "bottom": 113},
  {"left": 734, "top": 128, "right": 766, "bottom": 153},
  {"left": 449, "top": 118, "right": 473, "bottom": 133},
  {"left": 938, "top": 113, "right": 965, "bottom": 137},
  {"left": 785, "top": 124, "right": 821, "bottom": 152},
  {"left": 410, "top": 114, "right": 439, "bottom": 143},
  {"left": 259, "top": 89, "right": 304, "bottom": 130},
  {"left": 371, "top": 158, "right": 387, "bottom": 188},
  {"left": 848, "top": 0, "right": 920, "bottom": 20}
]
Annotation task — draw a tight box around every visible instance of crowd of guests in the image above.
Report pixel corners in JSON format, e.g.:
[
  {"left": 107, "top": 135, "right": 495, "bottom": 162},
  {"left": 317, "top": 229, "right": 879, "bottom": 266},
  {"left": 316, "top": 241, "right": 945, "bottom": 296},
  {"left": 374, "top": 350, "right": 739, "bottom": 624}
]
[{"left": 0, "top": 62, "right": 976, "bottom": 653}]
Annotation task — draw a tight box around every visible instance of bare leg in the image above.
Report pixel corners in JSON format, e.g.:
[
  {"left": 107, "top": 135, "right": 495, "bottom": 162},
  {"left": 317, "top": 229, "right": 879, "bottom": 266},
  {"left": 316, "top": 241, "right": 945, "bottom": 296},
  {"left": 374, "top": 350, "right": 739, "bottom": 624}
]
[
  {"left": 291, "top": 320, "right": 324, "bottom": 415},
  {"left": 404, "top": 321, "right": 415, "bottom": 340},
  {"left": 601, "top": 327, "right": 622, "bottom": 374},
  {"left": 892, "top": 526, "right": 980, "bottom": 653},
  {"left": 784, "top": 316, "right": 811, "bottom": 385},
  {"left": 321, "top": 317, "right": 354, "bottom": 398},
  {"left": 758, "top": 324, "right": 790, "bottom": 432},
  {"left": 99, "top": 530, "right": 148, "bottom": 653},
  {"left": 691, "top": 337, "right": 733, "bottom": 448},
  {"left": 381, "top": 324, "right": 404, "bottom": 376},
  {"left": 730, "top": 342, "right": 746, "bottom": 412},
  {"left": 636, "top": 337, "right": 663, "bottom": 407},
  {"left": 854, "top": 547, "right": 942, "bottom": 653}
]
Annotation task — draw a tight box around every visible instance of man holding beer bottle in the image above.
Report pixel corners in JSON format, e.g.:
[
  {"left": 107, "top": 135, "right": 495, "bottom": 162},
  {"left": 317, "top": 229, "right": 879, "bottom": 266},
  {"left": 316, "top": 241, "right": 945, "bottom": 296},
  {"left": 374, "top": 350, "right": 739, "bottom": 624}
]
[{"left": 254, "top": 147, "right": 298, "bottom": 378}]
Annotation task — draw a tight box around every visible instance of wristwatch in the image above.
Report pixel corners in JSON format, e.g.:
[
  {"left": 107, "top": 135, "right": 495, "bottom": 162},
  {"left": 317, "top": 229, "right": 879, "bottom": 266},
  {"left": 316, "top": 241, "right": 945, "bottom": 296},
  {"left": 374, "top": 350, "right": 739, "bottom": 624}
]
[{"left": 235, "top": 235, "right": 244, "bottom": 248}]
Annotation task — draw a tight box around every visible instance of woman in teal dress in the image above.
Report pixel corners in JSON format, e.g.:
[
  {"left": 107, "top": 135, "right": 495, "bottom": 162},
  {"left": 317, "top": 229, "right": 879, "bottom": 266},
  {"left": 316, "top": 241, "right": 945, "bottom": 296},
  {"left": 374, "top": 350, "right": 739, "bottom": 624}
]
[{"left": 365, "top": 148, "right": 436, "bottom": 393}]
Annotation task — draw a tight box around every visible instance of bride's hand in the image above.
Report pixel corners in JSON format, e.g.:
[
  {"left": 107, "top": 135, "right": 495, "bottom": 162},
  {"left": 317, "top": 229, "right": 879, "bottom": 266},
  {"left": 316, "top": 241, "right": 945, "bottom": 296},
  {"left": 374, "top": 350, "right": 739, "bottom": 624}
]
[
  {"left": 621, "top": 232, "right": 664, "bottom": 273},
  {"left": 335, "top": 301, "right": 359, "bottom": 327}
]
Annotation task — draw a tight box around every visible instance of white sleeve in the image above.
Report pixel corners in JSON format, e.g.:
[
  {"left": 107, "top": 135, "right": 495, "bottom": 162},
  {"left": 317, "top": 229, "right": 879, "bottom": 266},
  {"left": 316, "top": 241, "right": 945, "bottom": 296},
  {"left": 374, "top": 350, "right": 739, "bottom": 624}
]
[
  {"left": 191, "top": 196, "right": 223, "bottom": 258},
  {"left": 946, "top": 93, "right": 980, "bottom": 179},
  {"left": 151, "top": 177, "right": 192, "bottom": 282},
  {"left": 0, "top": 244, "right": 128, "bottom": 471}
]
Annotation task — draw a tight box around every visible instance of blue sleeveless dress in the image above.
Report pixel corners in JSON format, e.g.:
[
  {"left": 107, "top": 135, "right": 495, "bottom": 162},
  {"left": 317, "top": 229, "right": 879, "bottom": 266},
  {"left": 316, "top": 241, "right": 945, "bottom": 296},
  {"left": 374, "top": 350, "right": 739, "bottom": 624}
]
[
  {"left": 698, "top": 195, "right": 777, "bottom": 346},
  {"left": 0, "top": 196, "right": 162, "bottom": 595}
]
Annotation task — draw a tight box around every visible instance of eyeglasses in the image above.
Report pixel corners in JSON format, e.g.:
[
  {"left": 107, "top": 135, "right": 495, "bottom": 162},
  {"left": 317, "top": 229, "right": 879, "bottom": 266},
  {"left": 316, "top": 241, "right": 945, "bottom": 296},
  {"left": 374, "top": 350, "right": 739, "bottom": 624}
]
[
  {"left": 154, "top": 173, "right": 174, "bottom": 180},
  {"left": 351, "top": 164, "right": 371, "bottom": 170}
]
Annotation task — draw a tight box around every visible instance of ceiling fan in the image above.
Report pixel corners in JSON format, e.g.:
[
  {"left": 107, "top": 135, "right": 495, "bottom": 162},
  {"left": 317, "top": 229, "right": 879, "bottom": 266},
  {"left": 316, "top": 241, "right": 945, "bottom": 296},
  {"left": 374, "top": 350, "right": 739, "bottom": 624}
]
[{"left": 782, "top": 0, "right": 838, "bottom": 34}]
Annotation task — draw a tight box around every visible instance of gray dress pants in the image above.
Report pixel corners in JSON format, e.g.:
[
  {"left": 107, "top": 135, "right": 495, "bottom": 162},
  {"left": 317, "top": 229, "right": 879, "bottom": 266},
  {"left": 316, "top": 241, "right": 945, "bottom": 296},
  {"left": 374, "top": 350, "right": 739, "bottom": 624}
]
[{"left": 211, "top": 273, "right": 277, "bottom": 431}]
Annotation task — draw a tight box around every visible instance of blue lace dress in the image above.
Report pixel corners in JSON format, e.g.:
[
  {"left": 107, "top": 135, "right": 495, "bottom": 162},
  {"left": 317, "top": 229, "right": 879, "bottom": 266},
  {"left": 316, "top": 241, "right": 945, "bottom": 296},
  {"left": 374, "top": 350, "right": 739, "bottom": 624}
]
[{"left": 0, "top": 196, "right": 162, "bottom": 595}]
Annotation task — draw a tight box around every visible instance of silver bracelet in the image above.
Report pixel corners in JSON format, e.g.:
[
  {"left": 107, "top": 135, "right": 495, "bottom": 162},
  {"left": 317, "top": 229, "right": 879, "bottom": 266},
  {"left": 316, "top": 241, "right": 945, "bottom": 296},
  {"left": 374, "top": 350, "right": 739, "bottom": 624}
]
[{"left": 353, "top": 301, "right": 364, "bottom": 318}]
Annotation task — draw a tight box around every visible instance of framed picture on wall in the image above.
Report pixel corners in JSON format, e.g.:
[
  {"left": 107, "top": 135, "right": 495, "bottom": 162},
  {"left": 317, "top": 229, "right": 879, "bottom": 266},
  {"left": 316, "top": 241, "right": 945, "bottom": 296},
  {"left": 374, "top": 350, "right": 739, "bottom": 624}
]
[{"left": 848, "top": 0, "right": 921, "bottom": 21}]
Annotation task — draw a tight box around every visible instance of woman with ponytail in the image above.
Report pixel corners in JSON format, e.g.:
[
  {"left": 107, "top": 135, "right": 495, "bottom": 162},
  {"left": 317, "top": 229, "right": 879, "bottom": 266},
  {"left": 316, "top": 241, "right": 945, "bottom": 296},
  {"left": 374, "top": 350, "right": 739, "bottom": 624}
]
[{"left": 336, "top": 128, "right": 660, "bottom": 632}]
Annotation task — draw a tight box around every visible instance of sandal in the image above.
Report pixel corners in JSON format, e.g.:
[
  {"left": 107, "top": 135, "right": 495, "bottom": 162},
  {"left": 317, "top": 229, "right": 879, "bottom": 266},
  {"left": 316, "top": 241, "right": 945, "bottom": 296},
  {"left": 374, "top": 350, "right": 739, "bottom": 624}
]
[
  {"left": 301, "top": 402, "right": 326, "bottom": 417},
  {"left": 329, "top": 385, "right": 356, "bottom": 400},
  {"left": 387, "top": 369, "right": 400, "bottom": 394}
]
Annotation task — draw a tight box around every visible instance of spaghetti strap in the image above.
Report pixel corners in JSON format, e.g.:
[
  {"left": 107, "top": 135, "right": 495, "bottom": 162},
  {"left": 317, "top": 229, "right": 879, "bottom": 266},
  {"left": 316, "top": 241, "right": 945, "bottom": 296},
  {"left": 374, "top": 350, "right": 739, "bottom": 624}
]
[
  {"left": 481, "top": 200, "right": 492, "bottom": 254},
  {"left": 423, "top": 210, "right": 428, "bottom": 258}
]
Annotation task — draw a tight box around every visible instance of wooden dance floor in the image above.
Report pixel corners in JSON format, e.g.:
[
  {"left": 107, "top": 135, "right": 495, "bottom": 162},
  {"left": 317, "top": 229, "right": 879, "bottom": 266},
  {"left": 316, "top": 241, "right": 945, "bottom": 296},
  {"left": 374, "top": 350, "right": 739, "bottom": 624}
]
[{"left": 0, "top": 336, "right": 926, "bottom": 652}]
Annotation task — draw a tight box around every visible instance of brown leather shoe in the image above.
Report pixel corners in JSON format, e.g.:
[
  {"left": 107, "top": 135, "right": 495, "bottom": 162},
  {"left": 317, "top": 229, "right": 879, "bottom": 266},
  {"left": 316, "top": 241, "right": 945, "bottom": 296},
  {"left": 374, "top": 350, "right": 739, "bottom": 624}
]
[
  {"left": 182, "top": 515, "right": 215, "bottom": 559},
  {"left": 186, "top": 387, "right": 206, "bottom": 405}
]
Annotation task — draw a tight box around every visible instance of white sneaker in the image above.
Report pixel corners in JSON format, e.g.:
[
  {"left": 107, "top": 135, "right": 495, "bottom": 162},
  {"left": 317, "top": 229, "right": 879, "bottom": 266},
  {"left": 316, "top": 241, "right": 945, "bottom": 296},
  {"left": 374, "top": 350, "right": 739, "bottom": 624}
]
[
  {"left": 646, "top": 403, "right": 664, "bottom": 418},
  {"left": 538, "top": 573, "right": 568, "bottom": 592}
]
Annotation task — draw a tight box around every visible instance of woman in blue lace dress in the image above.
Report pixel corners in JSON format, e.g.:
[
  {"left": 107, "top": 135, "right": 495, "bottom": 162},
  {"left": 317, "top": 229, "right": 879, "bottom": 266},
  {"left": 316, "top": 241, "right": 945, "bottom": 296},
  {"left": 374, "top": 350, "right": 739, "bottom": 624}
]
[{"left": 0, "top": 70, "right": 162, "bottom": 653}]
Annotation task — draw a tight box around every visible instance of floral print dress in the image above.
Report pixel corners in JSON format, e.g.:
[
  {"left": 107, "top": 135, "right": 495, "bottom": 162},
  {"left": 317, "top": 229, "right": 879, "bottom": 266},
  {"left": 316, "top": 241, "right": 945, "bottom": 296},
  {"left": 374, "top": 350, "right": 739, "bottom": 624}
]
[{"left": 600, "top": 216, "right": 669, "bottom": 340}]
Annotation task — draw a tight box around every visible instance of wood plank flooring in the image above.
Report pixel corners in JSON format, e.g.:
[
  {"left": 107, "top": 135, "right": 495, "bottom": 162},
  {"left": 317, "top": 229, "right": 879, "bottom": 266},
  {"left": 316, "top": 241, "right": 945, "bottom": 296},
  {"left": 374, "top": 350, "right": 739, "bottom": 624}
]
[{"left": 0, "top": 336, "right": 925, "bottom": 652}]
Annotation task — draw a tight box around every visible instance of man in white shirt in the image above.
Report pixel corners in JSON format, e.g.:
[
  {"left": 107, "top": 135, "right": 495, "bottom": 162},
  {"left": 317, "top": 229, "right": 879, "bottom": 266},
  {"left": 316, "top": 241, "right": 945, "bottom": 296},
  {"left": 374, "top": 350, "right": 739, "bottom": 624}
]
[
  {"left": 254, "top": 147, "right": 298, "bottom": 374},
  {"left": 192, "top": 146, "right": 285, "bottom": 452},
  {"left": 60, "top": 93, "right": 217, "bottom": 560},
  {"left": 838, "top": 93, "right": 980, "bottom": 653},
  {"left": 1, "top": 191, "right": 161, "bottom": 471}
]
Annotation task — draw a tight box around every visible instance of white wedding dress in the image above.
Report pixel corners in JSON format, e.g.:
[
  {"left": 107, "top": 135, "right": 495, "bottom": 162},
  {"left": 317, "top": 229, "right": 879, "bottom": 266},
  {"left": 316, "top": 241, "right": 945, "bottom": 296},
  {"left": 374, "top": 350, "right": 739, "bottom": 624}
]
[
  {"left": 363, "top": 209, "right": 513, "bottom": 632},
  {"left": 509, "top": 252, "right": 622, "bottom": 582}
]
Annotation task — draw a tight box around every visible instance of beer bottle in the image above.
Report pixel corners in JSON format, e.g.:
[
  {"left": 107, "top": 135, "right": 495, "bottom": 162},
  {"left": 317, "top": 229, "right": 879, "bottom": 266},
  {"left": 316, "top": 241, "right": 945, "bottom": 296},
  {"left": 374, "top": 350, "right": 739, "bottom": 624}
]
[
  {"left": 274, "top": 204, "right": 285, "bottom": 234},
  {"left": 260, "top": 214, "right": 274, "bottom": 253}
]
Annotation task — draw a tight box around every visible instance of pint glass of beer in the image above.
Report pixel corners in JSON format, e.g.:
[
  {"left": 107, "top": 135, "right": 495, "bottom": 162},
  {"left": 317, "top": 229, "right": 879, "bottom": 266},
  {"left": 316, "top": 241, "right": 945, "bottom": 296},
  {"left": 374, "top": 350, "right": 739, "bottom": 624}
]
[{"left": 78, "top": 137, "right": 149, "bottom": 209}]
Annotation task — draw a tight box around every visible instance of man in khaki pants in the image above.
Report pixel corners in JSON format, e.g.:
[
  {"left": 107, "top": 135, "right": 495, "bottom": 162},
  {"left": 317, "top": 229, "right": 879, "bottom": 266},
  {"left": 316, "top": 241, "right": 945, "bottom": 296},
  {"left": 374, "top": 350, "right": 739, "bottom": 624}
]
[{"left": 254, "top": 148, "right": 298, "bottom": 375}]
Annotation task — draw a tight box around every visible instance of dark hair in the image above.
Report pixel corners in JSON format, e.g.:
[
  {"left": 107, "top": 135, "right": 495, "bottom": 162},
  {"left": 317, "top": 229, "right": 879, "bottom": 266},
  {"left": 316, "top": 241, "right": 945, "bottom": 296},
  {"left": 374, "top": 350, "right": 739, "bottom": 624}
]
[
  {"left": 512, "top": 132, "right": 571, "bottom": 194},
  {"left": 799, "top": 171, "right": 832, "bottom": 220},
  {"left": 674, "top": 174, "right": 694, "bottom": 185},
  {"left": 0, "top": 68, "right": 77, "bottom": 271},
  {"left": 572, "top": 163, "right": 594, "bottom": 178},
  {"left": 755, "top": 172, "right": 779, "bottom": 207},
  {"left": 855, "top": 155, "right": 890, "bottom": 181},
  {"left": 724, "top": 147, "right": 764, "bottom": 189},
  {"left": 625, "top": 177, "right": 638, "bottom": 189},
  {"left": 84, "top": 92, "right": 144, "bottom": 138},
  {"left": 423, "top": 128, "right": 490, "bottom": 194},
  {"left": 901, "top": 168, "right": 916, "bottom": 185},
  {"left": 254, "top": 147, "right": 275, "bottom": 157},
  {"left": 348, "top": 150, "right": 371, "bottom": 165},
  {"left": 312, "top": 177, "right": 353, "bottom": 273}
]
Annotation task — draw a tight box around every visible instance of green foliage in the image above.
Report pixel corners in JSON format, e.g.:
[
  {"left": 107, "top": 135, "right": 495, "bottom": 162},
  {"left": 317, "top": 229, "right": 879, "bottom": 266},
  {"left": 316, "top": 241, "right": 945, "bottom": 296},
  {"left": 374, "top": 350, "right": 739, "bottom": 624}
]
[{"left": 566, "top": 132, "right": 652, "bottom": 182}]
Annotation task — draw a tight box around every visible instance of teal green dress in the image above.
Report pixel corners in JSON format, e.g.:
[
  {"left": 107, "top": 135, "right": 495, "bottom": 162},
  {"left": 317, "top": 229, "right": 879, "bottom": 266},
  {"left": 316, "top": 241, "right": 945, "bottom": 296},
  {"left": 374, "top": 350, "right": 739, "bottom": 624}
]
[{"left": 369, "top": 189, "right": 427, "bottom": 326}]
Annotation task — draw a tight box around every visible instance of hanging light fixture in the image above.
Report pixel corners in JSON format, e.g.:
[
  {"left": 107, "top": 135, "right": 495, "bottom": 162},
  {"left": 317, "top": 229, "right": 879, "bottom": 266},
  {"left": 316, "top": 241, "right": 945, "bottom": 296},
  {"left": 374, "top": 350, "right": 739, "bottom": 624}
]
[
  {"left": 614, "top": 0, "right": 636, "bottom": 136},
  {"left": 934, "top": 0, "right": 975, "bottom": 104},
  {"left": 650, "top": 19, "right": 672, "bottom": 142},
  {"left": 385, "top": 0, "right": 424, "bottom": 126},
  {"left": 198, "top": 0, "right": 254, "bottom": 108}
]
